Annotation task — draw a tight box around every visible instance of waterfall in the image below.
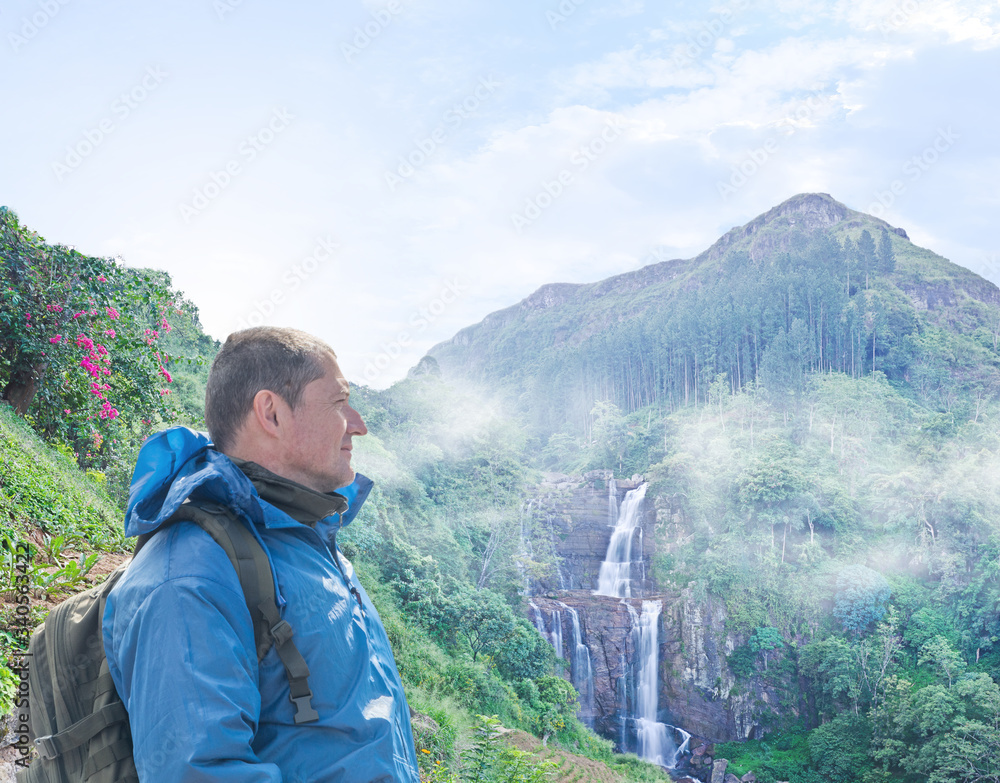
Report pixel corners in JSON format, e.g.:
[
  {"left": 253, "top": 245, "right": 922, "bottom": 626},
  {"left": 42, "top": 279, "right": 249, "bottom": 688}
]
[
  {"left": 595, "top": 483, "right": 648, "bottom": 597},
  {"left": 634, "top": 600, "right": 671, "bottom": 766},
  {"left": 519, "top": 500, "right": 535, "bottom": 597},
  {"left": 664, "top": 724, "right": 692, "bottom": 768},
  {"left": 529, "top": 601, "right": 546, "bottom": 636},
  {"left": 560, "top": 603, "right": 595, "bottom": 727},
  {"left": 550, "top": 609, "right": 564, "bottom": 659},
  {"left": 608, "top": 477, "right": 619, "bottom": 526}
]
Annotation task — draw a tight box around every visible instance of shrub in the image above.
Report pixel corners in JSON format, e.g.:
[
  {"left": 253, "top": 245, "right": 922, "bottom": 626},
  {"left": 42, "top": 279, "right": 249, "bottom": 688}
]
[{"left": 834, "top": 565, "right": 891, "bottom": 635}]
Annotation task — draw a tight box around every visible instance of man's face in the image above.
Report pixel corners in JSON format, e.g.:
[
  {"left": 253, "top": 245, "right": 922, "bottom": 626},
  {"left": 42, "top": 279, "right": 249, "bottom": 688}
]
[{"left": 280, "top": 354, "right": 367, "bottom": 493}]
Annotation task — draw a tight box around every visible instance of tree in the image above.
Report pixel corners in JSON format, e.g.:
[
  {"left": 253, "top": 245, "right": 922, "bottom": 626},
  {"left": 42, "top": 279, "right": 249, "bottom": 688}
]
[
  {"left": 454, "top": 587, "right": 519, "bottom": 662},
  {"left": 834, "top": 565, "right": 891, "bottom": 635},
  {"left": 808, "top": 713, "right": 872, "bottom": 782},
  {"left": 855, "top": 619, "right": 902, "bottom": 728},
  {"left": 918, "top": 635, "right": 966, "bottom": 688},
  {"left": 735, "top": 447, "right": 809, "bottom": 562},
  {"left": 0, "top": 208, "right": 191, "bottom": 469},
  {"left": 588, "top": 400, "right": 629, "bottom": 472},
  {"left": 493, "top": 618, "right": 554, "bottom": 682},
  {"left": 800, "top": 636, "right": 862, "bottom": 717},
  {"left": 876, "top": 228, "right": 896, "bottom": 274},
  {"left": 749, "top": 626, "right": 784, "bottom": 671},
  {"left": 534, "top": 676, "right": 578, "bottom": 744},
  {"left": 875, "top": 673, "right": 1000, "bottom": 783},
  {"left": 857, "top": 229, "right": 877, "bottom": 289}
]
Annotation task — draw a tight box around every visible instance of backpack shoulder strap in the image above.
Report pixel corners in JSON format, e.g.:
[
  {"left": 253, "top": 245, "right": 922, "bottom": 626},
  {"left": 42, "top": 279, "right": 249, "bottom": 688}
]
[{"left": 163, "top": 500, "right": 319, "bottom": 725}]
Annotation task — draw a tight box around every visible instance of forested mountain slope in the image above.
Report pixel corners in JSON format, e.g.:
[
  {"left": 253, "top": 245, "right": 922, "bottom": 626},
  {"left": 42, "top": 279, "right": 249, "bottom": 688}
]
[
  {"left": 428, "top": 193, "right": 1000, "bottom": 436},
  {"left": 423, "top": 193, "right": 1000, "bottom": 782}
]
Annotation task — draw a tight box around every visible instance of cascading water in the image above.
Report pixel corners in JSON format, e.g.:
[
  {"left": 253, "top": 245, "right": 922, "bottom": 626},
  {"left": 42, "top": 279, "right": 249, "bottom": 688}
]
[
  {"left": 529, "top": 602, "right": 546, "bottom": 636},
  {"left": 518, "top": 500, "right": 536, "bottom": 597},
  {"left": 664, "top": 724, "right": 692, "bottom": 768},
  {"left": 561, "top": 603, "right": 595, "bottom": 727},
  {"left": 549, "top": 608, "right": 564, "bottom": 659},
  {"left": 631, "top": 600, "right": 673, "bottom": 767},
  {"left": 595, "top": 483, "right": 648, "bottom": 598},
  {"left": 527, "top": 477, "right": 694, "bottom": 769}
]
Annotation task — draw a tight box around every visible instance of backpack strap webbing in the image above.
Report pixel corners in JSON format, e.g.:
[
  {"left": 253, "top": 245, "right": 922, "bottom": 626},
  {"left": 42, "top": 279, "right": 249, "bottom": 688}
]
[{"left": 149, "top": 501, "right": 319, "bottom": 725}]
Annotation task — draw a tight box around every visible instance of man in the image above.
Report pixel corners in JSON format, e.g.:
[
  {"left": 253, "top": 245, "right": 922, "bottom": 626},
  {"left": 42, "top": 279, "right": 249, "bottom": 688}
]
[{"left": 103, "top": 326, "right": 421, "bottom": 782}]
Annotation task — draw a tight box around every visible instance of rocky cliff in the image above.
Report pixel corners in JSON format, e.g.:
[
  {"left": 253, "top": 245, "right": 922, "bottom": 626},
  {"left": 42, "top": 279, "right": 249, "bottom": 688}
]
[
  {"left": 523, "top": 470, "right": 654, "bottom": 595},
  {"left": 524, "top": 475, "right": 792, "bottom": 756}
]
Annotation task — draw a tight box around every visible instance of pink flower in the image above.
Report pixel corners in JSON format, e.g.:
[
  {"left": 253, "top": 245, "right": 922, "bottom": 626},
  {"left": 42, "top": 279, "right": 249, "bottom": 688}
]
[
  {"left": 95, "top": 344, "right": 108, "bottom": 356},
  {"left": 49, "top": 334, "right": 62, "bottom": 344},
  {"left": 80, "top": 357, "right": 101, "bottom": 378},
  {"left": 64, "top": 409, "right": 71, "bottom": 415},
  {"left": 25, "top": 313, "right": 31, "bottom": 320},
  {"left": 104, "top": 329, "right": 116, "bottom": 338},
  {"left": 160, "top": 389, "right": 171, "bottom": 396},
  {"left": 106, "top": 307, "right": 119, "bottom": 320},
  {"left": 97, "top": 275, "right": 106, "bottom": 282},
  {"left": 76, "top": 334, "right": 94, "bottom": 351},
  {"left": 102, "top": 367, "right": 111, "bottom": 375}
]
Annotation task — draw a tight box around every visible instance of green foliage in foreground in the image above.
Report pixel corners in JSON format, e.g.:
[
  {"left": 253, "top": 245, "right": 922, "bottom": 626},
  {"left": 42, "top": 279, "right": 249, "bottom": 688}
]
[{"left": 0, "top": 401, "right": 122, "bottom": 548}]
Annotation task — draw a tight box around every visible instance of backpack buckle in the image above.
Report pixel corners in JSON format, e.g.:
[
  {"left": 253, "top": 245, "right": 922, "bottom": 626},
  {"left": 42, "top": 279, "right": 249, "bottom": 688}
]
[
  {"left": 290, "top": 693, "right": 319, "bottom": 724},
  {"left": 34, "top": 736, "right": 59, "bottom": 760},
  {"left": 270, "top": 619, "right": 294, "bottom": 647}
]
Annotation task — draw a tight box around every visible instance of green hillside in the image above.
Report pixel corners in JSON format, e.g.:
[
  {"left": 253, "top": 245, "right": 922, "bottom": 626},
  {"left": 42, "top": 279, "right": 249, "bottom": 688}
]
[{"left": 0, "top": 211, "right": 667, "bottom": 783}]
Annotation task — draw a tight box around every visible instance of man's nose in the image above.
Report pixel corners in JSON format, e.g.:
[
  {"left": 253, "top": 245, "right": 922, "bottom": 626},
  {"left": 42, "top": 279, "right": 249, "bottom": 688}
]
[{"left": 348, "top": 406, "right": 368, "bottom": 436}]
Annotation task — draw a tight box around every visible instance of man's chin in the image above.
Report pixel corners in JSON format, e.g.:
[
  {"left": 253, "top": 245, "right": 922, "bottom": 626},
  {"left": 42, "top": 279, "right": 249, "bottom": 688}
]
[{"left": 334, "top": 468, "right": 357, "bottom": 492}]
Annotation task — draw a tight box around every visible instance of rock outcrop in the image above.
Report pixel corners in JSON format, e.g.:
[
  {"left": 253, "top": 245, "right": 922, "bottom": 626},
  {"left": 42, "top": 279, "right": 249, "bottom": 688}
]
[
  {"left": 524, "top": 472, "right": 654, "bottom": 595},
  {"left": 524, "top": 476, "right": 793, "bottom": 755}
]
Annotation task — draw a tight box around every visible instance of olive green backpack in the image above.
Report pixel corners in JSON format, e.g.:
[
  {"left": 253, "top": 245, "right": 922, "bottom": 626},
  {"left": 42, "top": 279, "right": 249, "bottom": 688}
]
[{"left": 17, "top": 501, "right": 318, "bottom": 783}]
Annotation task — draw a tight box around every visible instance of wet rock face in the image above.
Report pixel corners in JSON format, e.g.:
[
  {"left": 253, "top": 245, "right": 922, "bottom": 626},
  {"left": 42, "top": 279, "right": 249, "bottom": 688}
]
[
  {"left": 533, "top": 592, "right": 632, "bottom": 738},
  {"left": 526, "top": 474, "right": 654, "bottom": 595}
]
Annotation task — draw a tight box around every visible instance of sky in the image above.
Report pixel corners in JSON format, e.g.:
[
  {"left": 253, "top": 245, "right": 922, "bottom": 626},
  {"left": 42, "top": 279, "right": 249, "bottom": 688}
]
[{"left": 2, "top": 0, "right": 999, "bottom": 387}]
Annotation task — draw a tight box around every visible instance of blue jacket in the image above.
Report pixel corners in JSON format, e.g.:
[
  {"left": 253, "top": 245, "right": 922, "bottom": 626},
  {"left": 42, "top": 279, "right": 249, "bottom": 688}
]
[{"left": 103, "top": 427, "right": 420, "bottom": 782}]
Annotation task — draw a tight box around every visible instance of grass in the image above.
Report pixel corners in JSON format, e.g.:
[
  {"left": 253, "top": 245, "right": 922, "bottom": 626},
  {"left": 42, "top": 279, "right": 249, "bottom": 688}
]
[{"left": 0, "top": 403, "right": 124, "bottom": 549}]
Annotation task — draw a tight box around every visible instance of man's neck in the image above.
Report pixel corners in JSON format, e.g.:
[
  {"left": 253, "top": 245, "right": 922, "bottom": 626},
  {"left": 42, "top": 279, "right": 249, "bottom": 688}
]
[{"left": 230, "top": 457, "right": 348, "bottom": 526}]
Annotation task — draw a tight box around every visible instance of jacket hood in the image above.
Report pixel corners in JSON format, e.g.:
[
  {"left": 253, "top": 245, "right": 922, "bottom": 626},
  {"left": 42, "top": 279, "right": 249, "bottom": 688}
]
[{"left": 126, "top": 426, "right": 373, "bottom": 537}]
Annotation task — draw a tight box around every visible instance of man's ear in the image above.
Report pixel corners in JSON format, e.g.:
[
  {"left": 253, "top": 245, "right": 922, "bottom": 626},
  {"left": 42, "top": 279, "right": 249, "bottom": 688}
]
[{"left": 250, "top": 389, "right": 286, "bottom": 438}]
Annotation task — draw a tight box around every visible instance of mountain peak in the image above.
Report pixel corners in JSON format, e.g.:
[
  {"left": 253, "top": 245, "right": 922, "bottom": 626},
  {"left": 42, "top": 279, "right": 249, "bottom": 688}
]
[{"left": 701, "top": 193, "right": 909, "bottom": 265}]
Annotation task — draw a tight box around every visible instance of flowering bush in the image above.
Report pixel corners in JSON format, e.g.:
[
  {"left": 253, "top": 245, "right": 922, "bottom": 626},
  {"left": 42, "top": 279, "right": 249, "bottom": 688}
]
[{"left": 0, "top": 207, "right": 190, "bottom": 470}]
